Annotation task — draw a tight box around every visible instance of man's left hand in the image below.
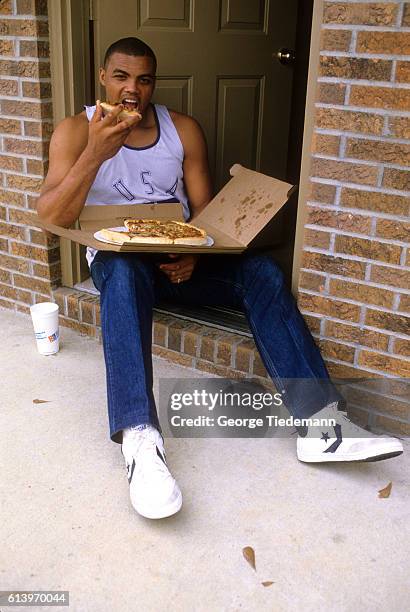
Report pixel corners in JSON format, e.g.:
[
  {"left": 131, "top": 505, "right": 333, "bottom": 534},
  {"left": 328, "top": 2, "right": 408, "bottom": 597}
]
[{"left": 158, "top": 254, "right": 199, "bottom": 283}]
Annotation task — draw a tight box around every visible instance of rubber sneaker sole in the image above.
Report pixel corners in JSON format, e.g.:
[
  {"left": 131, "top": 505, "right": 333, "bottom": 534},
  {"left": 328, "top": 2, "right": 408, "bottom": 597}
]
[
  {"left": 297, "top": 440, "right": 403, "bottom": 463},
  {"left": 132, "top": 489, "right": 183, "bottom": 519}
]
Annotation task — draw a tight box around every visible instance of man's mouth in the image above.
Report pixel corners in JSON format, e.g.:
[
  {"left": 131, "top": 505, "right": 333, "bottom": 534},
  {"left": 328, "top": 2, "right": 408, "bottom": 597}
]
[{"left": 121, "top": 98, "right": 140, "bottom": 112}]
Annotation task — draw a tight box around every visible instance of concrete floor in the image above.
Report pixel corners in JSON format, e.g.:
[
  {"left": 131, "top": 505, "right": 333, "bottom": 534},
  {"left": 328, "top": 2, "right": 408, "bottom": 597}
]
[{"left": 0, "top": 307, "right": 409, "bottom": 612}]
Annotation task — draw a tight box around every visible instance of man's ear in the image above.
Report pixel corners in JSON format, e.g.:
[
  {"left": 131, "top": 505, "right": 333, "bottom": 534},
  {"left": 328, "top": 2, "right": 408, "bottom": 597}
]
[{"left": 99, "top": 67, "right": 106, "bottom": 87}]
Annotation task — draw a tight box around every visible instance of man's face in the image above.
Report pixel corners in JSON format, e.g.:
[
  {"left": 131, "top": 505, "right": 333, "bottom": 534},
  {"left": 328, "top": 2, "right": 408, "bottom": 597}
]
[{"left": 99, "top": 52, "right": 156, "bottom": 115}]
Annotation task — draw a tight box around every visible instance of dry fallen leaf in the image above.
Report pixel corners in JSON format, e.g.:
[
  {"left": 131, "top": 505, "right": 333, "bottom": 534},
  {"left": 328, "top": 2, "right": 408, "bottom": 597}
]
[
  {"left": 33, "top": 399, "right": 50, "bottom": 404},
  {"left": 261, "top": 581, "right": 274, "bottom": 587},
  {"left": 378, "top": 482, "right": 392, "bottom": 498},
  {"left": 242, "top": 546, "right": 256, "bottom": 571}
]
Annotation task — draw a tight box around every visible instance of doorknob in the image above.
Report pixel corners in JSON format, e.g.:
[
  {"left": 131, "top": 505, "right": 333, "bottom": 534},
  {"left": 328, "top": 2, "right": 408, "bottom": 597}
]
[{"left": 276, "top": 48, "right": 296, "bottom": 65}]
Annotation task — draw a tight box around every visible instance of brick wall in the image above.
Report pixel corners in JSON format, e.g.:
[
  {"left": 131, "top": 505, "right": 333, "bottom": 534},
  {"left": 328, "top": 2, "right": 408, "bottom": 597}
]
[
  {"left": 298, "top": 0, "right": 410, "bottom": 430},
  {"left": 0, "top": 1, "right": 409, "bottom": 433},
  {"left": 0, "top": 0, "right": 60, "bottom": 314}
]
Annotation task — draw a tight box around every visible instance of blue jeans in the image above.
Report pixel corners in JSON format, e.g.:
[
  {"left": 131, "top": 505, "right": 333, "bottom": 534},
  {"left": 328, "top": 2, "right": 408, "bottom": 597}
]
[{"left": 90, "top": 251, "right": 342, "bottom": 443}]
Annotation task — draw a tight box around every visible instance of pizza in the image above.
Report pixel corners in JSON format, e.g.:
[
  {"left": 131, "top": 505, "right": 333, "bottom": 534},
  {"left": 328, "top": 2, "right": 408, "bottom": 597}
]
[
  {"left": 100, "top": 101, "right": 142, "bottom": 122},
  {"left": 99, "top": 219, "right": 208, "bottom": 246}
]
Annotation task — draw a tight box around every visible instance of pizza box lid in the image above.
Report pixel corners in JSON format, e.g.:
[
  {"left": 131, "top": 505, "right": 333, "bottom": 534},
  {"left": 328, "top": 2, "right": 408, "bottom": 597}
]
[{"left": 37, "top": 164, "right": 294, "bottom": 253}]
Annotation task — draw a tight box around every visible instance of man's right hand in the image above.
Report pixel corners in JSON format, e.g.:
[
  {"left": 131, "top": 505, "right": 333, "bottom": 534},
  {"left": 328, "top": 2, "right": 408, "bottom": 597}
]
[{"left": 85, "top": 100, "right": 142, "bottom": 164}]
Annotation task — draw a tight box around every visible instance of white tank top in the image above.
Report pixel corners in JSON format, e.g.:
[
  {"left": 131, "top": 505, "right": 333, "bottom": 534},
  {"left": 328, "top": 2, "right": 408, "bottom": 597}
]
[{"left": 83, "top": 103, "right": 190, "bottom": 266}]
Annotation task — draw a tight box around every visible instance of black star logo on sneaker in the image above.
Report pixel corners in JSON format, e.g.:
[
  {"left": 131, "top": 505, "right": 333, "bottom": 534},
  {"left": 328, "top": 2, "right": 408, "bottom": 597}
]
[{"left": 321, "top": 431, "right": 330, "bottom": 443}]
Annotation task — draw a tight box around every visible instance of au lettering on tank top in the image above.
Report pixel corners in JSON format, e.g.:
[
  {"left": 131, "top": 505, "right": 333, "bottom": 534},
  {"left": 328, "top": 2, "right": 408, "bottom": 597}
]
[{"left": 83, "top": 104, "right": 190, "bottom": 267}]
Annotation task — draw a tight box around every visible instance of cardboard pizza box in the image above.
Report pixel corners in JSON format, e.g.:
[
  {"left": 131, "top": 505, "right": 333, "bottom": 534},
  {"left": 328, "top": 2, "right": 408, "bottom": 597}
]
[{"left": 38, "top": 164, "right": 294, "bottom": 254}]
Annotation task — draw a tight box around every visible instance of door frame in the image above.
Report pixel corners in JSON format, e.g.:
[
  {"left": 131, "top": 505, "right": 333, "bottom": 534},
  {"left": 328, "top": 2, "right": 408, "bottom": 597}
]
[{"left": 48, "top": 0, "right": 323, "bottom": 293}]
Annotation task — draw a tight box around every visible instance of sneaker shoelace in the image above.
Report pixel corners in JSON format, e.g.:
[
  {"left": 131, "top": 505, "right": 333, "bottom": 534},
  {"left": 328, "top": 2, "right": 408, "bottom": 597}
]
[{"left": 125, "top": 429, "right": 172, "bottom": 479}]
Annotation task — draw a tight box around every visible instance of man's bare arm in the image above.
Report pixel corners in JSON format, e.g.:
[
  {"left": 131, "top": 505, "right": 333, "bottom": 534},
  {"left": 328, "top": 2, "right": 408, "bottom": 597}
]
[
  {"left": 37, "top": 103, "right": 141, "bottom": 227},
  {"left": 172, "top": 112, "right": 213, "bottom": 219},
  {"left": 37, "top": 116, "right": 99, "bottom": 227}
]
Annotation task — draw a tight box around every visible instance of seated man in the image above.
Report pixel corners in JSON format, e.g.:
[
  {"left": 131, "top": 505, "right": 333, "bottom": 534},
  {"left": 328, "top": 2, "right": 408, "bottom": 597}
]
[{"left": 37, "top": 37, "right": 403, "bottom": 520}]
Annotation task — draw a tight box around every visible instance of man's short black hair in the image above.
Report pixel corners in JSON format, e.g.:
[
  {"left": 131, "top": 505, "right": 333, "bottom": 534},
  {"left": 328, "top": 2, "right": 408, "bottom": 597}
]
[{"left": 103, "top": 37, "right": 157, "bottom": 72}]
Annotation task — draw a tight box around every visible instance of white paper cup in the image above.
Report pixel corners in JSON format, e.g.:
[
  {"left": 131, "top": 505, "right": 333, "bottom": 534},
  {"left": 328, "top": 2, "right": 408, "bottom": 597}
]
[{"left": 30, "top": 302, "right": 60, "bottom": 355}]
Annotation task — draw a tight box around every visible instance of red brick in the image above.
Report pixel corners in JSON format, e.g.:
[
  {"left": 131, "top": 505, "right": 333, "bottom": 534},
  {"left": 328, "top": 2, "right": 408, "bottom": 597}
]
[
  {"left": 315, "top": 108, "right": 383, "bottom": 135},
  {"left": 153, "top": 319, "right": 168, "bottom": 347},
  {"left": 323, "top": 3, "right": 397, "bottom": 26},
  {"left": 329, "top": 278, "right": 394, "bottom": 308},
  {"left": 394, "top": 338, "right": 410, "bottom": 358},
  {"left": 234, "top": 338, "right": 255, "bottom": 373},
  {"left": 312, "top": 133, "right": 340, "bottom": 156},
  {"left": 357, "top": 31, "right": 410, "bottom": 54},
  {"left": 317, "top": 83, "right": 346, "bottom": 105},
  {"left": 0, "top": 0, "right": 13, "bottom": 14},
  {"left": 252, "top": 353, "right": 268, "bottom": 377},
  {"left": 389, "top": 117, "right": 410, "bottom": 140},
  {"left": 5, "top": 174, "right": 43, "bottom": 192},
  {"left": 0, "top": 78, "right": 18, "bottom": 96},
  {"left": 344, "top": 386, "right": 410, "bottom": 420},
  {"left": 4, "top": 137, "right": 48, "bottom": 157},
  {"left": 152, "top": 346, "right": 194, "bottom": 368},
  {"left": 0, "top": 189, "right": 25, "bottom": 207},
  {"left": 372, "top": 415, "right": 410, "bottom": 437},
  {"left": 0, "top": 254, "right": 30, "bottom": 273},
  {"left": 308, "top": 182, "right": 337, "bottom": 204},
  {"left": 371, "top": 265, "right": 410, "bottom": 291},
  {"left": 325, "top": 320, "right": 389, "bottom": 351},
  {"left": 301, "top": 251, "right": 366, "bottom": 279},
  {"left": 319, "top": 338, "right": 355, "bottom": 363},
  {"left": 13, "top": 273, "right": 52, "bottom": 294},
  {"left": 0, "top": 298, "right": 15, "bottom": 310},
  {"left": 59, "top": 317, "right": 96, "bottom": 338},
  {"left": 0, "top": 268, "right": 11, "bottom": 283},
  {"left": 311, "top": 158, "right": 378, "bottom": 186},
  {"left": 346, "top": 138, "right": 410, "bottom": 167},
  {"left": 299, "top": 271, "right": 326, "bottom": 293},
  {"left": 350, "top": 86, "right": 410, "bottom": 111},
  {"left": 0, "top": 221, "right": 26, "bottom": 240},
  {"left": 182, "top": 327, "right": 203, "bottom": 357},
  {"left": 365, "top": 308, "right": 410, "bottom": 335},
  {"left": 299, "top": 293, "right": 361, "bottom": 322},
  {"left": 0, "top": 59, "right": 50, "bottom": 78},
  {"left": 33, "top": 261, "right": 61, "bottom": 282},
  {"left": 16, "top": 0, "right": 48, "bottom": 15},
  {"left": 335, "top": 235, "right": 401, "bottom": 265},
  {"left": 304, "top": 228, "right": 331, "bottom": 250},
  {"left": 383, "top": 168, "right": 410, "bottom": 191},
  {"left": 80, "top": 297, "right": 97, "bottom": 325},
  {"left": 319, "top": 56, "right": 391, "bottom": 81},
  {"left": 19, "top": 40, "right": 49, "bottom": 57},
  {"left": 399, "top": 294, "right": 410, "bottom": 313},
  {"left": 304, "top": 314, "right": 322, "bottom": 335},
  {"left": 359, "top": 350, "right": 410, "bottom": 377},
  {"left": 24, "top": 121, "right": 53, "bottom": 139},
  {"left": 0, "top": 118, "right": 21, "bottom": 135},
  {"left": 340, "top": 188, "right": 409, "bottom": 216},
  {"left": 0, "top": 39, "right": 14, "bottom": 55},
  {"left": 375, "top": 219, "right": 410, "bottom": 242},
  {"left": 307, "top": 207, "right": 372, "bottom": 234},
  {"left": 403, "top": 3, "right": 410, "bottom": 26},
  {"left": 1, "top": 99, "right": 52, "bottom": 120},
  {"left": 22, "top": 80, "right": 52, "bottom": 99},
  {"left": 320, "top": 29, "right": 351, "bottom": 52},
  {"left": 0, "top": 155, "right": 24, "bottom": 172},
  {"left": 10, "top": 242, "right": 59, "bottom": 263},
  {"left": 396, "top": 61, "right": 410, "bottom": 84}
]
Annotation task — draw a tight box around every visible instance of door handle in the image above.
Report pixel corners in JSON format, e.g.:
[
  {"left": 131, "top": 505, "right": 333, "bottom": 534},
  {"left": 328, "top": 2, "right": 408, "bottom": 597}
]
[{"left": 275, "top": 48, "right": 296, "bottom": 65}]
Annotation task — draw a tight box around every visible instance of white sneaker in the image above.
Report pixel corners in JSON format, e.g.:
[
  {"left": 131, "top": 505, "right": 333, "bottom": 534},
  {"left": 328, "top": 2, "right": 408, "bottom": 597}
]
[
  {"left": 121, "top": 424, "right": 182, "bottom": 519},
  {"left": 297, "top": 403, "right": 404, "bottom": 463}
]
